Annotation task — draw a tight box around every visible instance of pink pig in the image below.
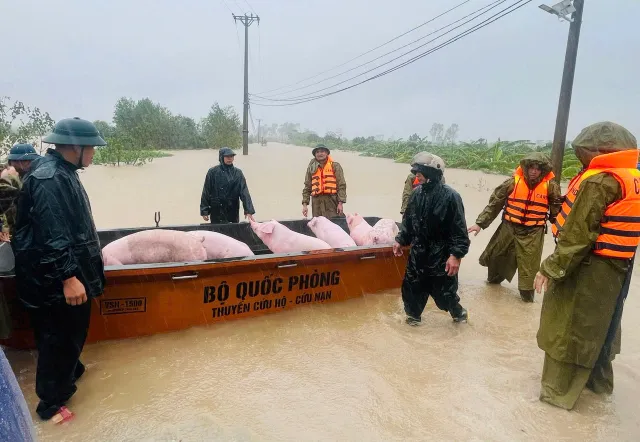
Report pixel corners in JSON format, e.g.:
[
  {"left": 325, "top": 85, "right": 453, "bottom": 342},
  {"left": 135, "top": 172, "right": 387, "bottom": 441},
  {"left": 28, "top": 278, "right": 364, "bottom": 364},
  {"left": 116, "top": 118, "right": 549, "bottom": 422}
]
[
  {"left": 371, "top": 218, "right": 399, "bottom": 245},
  {"left": 307, "top": 216, "right": 356, "bottom": 248},
  {"left": 187, "top": 230, "right": 254, "bottom": 259},
  {"left": 250, "top": 219, "right": 332, "bottom": 253},
  {"left": 102, "top": 229, "right": 207, "bottom": 265},
  {"left": 346, "top": 213, "right": 375, "bottom": 246}
]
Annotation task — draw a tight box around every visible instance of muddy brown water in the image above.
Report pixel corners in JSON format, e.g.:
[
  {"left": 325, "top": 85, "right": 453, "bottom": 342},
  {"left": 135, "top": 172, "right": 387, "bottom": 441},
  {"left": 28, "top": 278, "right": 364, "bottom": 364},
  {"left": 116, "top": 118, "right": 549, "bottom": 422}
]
[{"left": 4, "top": 143, "right": 639, "bottom": 441}]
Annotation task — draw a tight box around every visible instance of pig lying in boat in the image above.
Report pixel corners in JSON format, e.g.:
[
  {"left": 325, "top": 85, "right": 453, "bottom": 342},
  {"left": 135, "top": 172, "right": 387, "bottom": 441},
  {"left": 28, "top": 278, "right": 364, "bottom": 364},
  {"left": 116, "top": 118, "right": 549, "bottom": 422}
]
[
  {"left": 102, "top": 229, "right": 207, "bottom": 265},
  {"left": 371, "top": 218, "right": 399, "bottom": 245},
  {"left": 250, "top": 219, "right": 332, "bottom": 253},
  {"left": 346, "top": 214, "right": 399, "bottom": 246},
  {"left": 307, "top": 216, "right": 356, "bottom": 248},
  {"left": 187, "top": 230, "right": 254, "bottom": 259}
]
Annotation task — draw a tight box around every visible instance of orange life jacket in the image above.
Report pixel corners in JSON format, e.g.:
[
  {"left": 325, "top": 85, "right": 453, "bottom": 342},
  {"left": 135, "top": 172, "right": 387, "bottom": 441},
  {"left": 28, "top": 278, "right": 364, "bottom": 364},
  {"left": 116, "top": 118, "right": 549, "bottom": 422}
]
[
  {"left": 552, "top": 150, "right": 640, "bottom": 259},
  {"left": 311, "top": 157, "right": 338, "bottom": 196},
  {"left": 412, "top": 176, "right": 420, "bottom": 189},
  {"left": 502, "top": 166, "right": 554, "bottom": 227}
]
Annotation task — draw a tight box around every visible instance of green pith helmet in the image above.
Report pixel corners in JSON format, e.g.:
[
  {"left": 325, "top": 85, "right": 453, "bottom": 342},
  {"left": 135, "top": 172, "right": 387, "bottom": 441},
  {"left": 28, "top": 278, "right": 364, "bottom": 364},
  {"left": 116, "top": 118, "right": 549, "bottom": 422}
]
[
  {"left": 312, "top": 143, "right": 330, "bottom": 156},
  {"left": 7, "top": 143, "right": 39, "bottom": 161},
  {"left": 42, "top": 117, "right": 107, "bottom": 147}
]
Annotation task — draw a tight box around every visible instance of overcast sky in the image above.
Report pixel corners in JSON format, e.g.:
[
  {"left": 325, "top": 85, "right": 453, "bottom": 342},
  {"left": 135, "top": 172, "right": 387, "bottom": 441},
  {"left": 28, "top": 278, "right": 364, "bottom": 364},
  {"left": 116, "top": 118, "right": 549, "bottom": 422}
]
[{"left": 1, "top": 0, "right": 638, "bottom": 142}]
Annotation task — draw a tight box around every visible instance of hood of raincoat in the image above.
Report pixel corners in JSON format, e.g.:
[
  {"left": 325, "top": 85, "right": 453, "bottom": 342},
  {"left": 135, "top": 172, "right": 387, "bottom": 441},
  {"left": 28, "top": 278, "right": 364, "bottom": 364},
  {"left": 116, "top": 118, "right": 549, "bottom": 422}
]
[
  {"left": 218, "top": 147, "right": 236, "bottom": 167},
  {"left": 519, "top": 152, "right": 553, "bottom": 187},
  {"left": 572, "top": 121, "right": 638, "bottom": 167}
]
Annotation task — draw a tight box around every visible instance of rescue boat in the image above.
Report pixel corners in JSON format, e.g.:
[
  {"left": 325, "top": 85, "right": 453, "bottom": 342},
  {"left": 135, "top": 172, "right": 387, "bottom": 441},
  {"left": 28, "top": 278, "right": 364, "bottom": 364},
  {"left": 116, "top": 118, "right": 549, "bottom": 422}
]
[{"left": 0, "top": 217, "right": 408, "bottom": 350}]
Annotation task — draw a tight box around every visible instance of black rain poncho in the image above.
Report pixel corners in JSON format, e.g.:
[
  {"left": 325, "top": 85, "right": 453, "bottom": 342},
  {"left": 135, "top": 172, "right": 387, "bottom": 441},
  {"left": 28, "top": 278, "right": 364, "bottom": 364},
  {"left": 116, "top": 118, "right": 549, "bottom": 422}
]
[
  {"left": 11, "top": 149, "right": 106, "bottom": 308},
  {"left": 200, "top": 148, "right": 255, "bottom": 223},
  {"left": 395, "top": 175, "right": 470, "bottom": 319}
]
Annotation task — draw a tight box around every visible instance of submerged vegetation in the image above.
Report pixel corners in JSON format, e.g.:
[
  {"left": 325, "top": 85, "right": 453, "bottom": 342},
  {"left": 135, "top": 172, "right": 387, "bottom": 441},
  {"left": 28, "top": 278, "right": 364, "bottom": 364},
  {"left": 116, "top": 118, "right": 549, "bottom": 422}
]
[{"left": 255, "top": 122, "right": 582, "bottom": 180}]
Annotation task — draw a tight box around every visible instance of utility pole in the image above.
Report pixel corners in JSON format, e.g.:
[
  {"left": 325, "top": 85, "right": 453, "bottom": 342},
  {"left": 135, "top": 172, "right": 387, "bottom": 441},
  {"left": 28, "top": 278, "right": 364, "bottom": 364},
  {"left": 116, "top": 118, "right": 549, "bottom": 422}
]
[
  {"left": 233, "top": 13, "right": 260, "bottom": 155},
  {"left": 540, "top": 0, "right": 585, "bottom": 183},
  {"left": 257, "top": 118, "right": 262, "bottom": 143}
]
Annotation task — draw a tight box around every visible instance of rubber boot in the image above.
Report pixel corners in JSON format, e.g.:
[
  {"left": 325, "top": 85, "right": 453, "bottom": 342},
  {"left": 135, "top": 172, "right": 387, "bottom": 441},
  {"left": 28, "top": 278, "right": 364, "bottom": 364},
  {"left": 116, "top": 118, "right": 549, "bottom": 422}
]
[
  {"left": 519, "top": 290, "right": 535, "bottom": 303},
  {"left": 449, "top": 303, "right": 468, "bottom": 323},
  {"left": 405, "top": 316, "right": 421, "bottom": 326}
]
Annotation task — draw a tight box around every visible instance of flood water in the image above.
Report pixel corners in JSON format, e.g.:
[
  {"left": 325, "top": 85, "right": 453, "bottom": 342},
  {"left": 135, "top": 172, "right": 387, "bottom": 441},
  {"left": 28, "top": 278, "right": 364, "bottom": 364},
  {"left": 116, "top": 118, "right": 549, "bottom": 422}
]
[{"left": 4, "top": 143, "right": 640, "bottom": 441}]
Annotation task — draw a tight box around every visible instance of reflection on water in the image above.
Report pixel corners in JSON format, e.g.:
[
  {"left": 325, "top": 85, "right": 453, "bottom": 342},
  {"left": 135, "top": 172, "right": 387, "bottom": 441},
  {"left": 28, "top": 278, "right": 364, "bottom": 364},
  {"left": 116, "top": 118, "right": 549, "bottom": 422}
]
[{"left": 4, "top": 144, "right": 640, "bottom": 441}]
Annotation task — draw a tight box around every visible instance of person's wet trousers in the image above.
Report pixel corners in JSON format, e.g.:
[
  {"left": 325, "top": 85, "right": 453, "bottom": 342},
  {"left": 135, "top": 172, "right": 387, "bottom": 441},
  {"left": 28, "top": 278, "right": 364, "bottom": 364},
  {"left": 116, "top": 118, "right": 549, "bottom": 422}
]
[
  {"left": 28, "top": 301, "right": 91, "bottom": 420},
  {"left": 401, "top": 274, "right": 462, "bottom": 321}
]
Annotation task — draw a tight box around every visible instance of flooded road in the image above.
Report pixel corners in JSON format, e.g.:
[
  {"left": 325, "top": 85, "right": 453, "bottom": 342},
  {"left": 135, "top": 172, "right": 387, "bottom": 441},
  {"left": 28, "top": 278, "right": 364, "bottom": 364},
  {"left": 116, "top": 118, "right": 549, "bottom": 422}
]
[{"left": 5, "top": 143, "right": 640, "bottom": 441}]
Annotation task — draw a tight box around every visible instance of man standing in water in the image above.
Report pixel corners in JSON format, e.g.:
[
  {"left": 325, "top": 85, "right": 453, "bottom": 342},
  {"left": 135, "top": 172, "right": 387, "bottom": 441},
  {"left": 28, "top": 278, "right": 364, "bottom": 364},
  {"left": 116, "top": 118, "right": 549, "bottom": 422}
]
[
  {"left": 467, "top": 152, "right": 561, "bottom": 302},
  {"left": 0, "top": 143, "right": 40, "bottom": 241},
  {"left": 302, "top": 143, "right": 347, "bottom": 218},
  {"left": 11, "top": 118, "right": 107, "bottom": 421},
  {"left": 534, "top": 122, "right": 639, "bottom": 410},
  {"left": 393, "top": 152, "right": 470, "bottom": 325},
  {"left": 200, "top": 147, "right": 256, "bottom": 224}
]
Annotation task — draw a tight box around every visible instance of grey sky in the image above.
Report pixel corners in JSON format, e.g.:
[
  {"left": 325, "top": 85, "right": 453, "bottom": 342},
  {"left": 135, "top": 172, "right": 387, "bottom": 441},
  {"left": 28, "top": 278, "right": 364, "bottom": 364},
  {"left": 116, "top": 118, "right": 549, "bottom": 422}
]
[{"left": 2, "top": 0, "right": 638, "bottom": 142}]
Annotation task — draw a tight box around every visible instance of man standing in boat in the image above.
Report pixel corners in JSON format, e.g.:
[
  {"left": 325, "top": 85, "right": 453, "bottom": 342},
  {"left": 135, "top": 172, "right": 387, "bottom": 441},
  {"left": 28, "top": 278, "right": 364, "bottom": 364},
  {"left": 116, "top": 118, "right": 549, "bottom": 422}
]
[
  {"left": 200, "top": 147, "right": 256, "bottom": 224},
  {"left": 393, "top": 152, "right": 470, "bottom": 325},
  {"left": 534, "top": 122, "right": 639, "bottom": 411},
  {"left": 302, "top": 143, "right": 347, "bottom": 218},
  {"left": 11, "top": 118, "right": 107, "bottom": 422},
  {"left": 466, "top": 152, "right": 562, "bottom": 302}
]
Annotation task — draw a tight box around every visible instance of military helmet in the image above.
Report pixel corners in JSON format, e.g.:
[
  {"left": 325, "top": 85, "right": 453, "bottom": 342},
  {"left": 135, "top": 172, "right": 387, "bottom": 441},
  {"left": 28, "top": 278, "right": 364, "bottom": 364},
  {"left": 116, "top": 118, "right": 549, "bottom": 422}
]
[
  {"left": 219, "top": 147, "right": 236, "bottom": 157},
  {"left": 42, "top": 117, "right": 107, "bottom": 147},
  {"left": 312, "top": 143, "right": 330, "bottom": 156},
  {"left": 411, "top": 151, "right": 445, "bottom": 173},
  {"left": 7, "top": 143, "right": 39, "bottom": 161}
]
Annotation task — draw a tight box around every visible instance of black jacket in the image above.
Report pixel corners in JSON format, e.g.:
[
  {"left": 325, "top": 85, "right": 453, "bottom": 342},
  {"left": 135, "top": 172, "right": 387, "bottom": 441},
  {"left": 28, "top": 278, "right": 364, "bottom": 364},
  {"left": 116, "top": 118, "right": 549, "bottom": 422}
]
[
  {"left": 11, "top": 149, "right": 105, "bottom": 308},
  {"left": 199, "top": 151, "right": 255, "bottom": 223},
  {"left": 395, "top": 177, "right": 470, "bottom": 277}
]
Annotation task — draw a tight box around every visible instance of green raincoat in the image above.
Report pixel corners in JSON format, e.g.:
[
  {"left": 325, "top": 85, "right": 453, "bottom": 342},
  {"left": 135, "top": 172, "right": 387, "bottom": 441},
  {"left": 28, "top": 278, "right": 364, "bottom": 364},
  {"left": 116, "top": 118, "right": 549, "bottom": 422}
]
[
  {"left": 474, "top": 152, "right": 561, "bottom": 292},
  {"left": 302, "top": 157, "right": 347, "bottom": 218},
  {"left": 0, "top": 173, "right": 21, "bottom": 339},
  {"left": 400, "top": 173, "right": 416, "bottom": 215},
  {"left": 536, "top": 121, "right": 638, "bottom": 410}
]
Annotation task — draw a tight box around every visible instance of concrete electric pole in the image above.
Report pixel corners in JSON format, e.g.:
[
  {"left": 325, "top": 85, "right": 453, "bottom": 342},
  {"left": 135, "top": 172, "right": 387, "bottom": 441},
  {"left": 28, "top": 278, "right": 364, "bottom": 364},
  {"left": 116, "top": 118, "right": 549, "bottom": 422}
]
[
  {"left": 233, "top": 13, "right": 260, "bottom": 155},
  {"left": 539, "top": 0, "right": 585, "bottom": 183},
  {"left": 257, "top": 118, "right": 262, "bottom": 143}
]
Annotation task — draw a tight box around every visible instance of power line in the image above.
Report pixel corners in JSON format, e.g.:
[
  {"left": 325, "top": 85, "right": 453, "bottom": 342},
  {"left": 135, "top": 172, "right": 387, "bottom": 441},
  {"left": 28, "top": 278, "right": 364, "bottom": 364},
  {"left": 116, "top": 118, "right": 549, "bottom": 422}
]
[
  {"left": 250, "top": 0, "right": 533, "bottom": 107},
  {"left": 243, "top": 0, "right": 257, "bottom": 15},
  {"left": 255, "top": 0, "right": 507, "bottom": 100},
  {"left": 253, "top": 0, "right": 474, "bottom": 96},
  {"left": 252, "top": 0, "right": 514, "bottom": 103},
  {"left": 219, "top": 0, "right": 234, "bottom": 14},
  {"left": 231, "top": 0, "right": 246, "bottom": 14}
]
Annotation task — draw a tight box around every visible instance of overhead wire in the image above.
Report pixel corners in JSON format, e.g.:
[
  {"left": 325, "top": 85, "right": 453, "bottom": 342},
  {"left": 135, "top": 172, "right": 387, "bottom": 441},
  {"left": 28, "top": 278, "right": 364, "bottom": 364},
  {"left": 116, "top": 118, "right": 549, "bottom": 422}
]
[
  {"left": 219, "top": 0, "right": 234, "bottom": 14},
  {"left": 250, "top": 0, "right": 533, "bottom": 107},
  {"left": 253, "top": 0, "right": 473, "bottom": 96},
  {"left": 254, "top": 0, "right": 507, "bottom": 100},
  {"left": 243, "top": 0, "right": 257, "bottom": 15}
]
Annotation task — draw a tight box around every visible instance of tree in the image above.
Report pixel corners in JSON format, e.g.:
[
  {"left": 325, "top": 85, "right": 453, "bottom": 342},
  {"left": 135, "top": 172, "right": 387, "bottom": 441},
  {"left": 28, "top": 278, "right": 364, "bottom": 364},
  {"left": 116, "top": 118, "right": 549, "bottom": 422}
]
[
  {"left": 444, "top": 123, "right": 459, "bottom": 145},
  {"left": 0, "top": 97, "right": 55, "bottom": 157},
  {"left": 430, "top": 123, "right": 444, "bottom": 145},
  {"left": 93, "top": 120, "right": 117, "bottom": 139},
  {"left": 200, "top": 103, "right": 242, "bottom": 149}
]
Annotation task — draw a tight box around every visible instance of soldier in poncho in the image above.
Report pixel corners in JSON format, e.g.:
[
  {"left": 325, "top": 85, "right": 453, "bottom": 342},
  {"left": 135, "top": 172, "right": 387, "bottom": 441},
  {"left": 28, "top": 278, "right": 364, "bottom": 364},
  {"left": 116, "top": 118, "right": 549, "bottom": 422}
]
[{"left": 534, "top": 122, "right": 639, "bottom": 410}]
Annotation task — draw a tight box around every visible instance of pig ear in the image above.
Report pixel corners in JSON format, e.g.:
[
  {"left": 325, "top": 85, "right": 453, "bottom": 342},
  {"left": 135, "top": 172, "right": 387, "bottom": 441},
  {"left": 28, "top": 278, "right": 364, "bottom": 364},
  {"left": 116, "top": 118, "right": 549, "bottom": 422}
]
[
  {"left": 258, "top": 222, "right": 275, "bottom": 234},
  {"left": 308, "top": 218, "right": 316, "bottom": 227}
]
